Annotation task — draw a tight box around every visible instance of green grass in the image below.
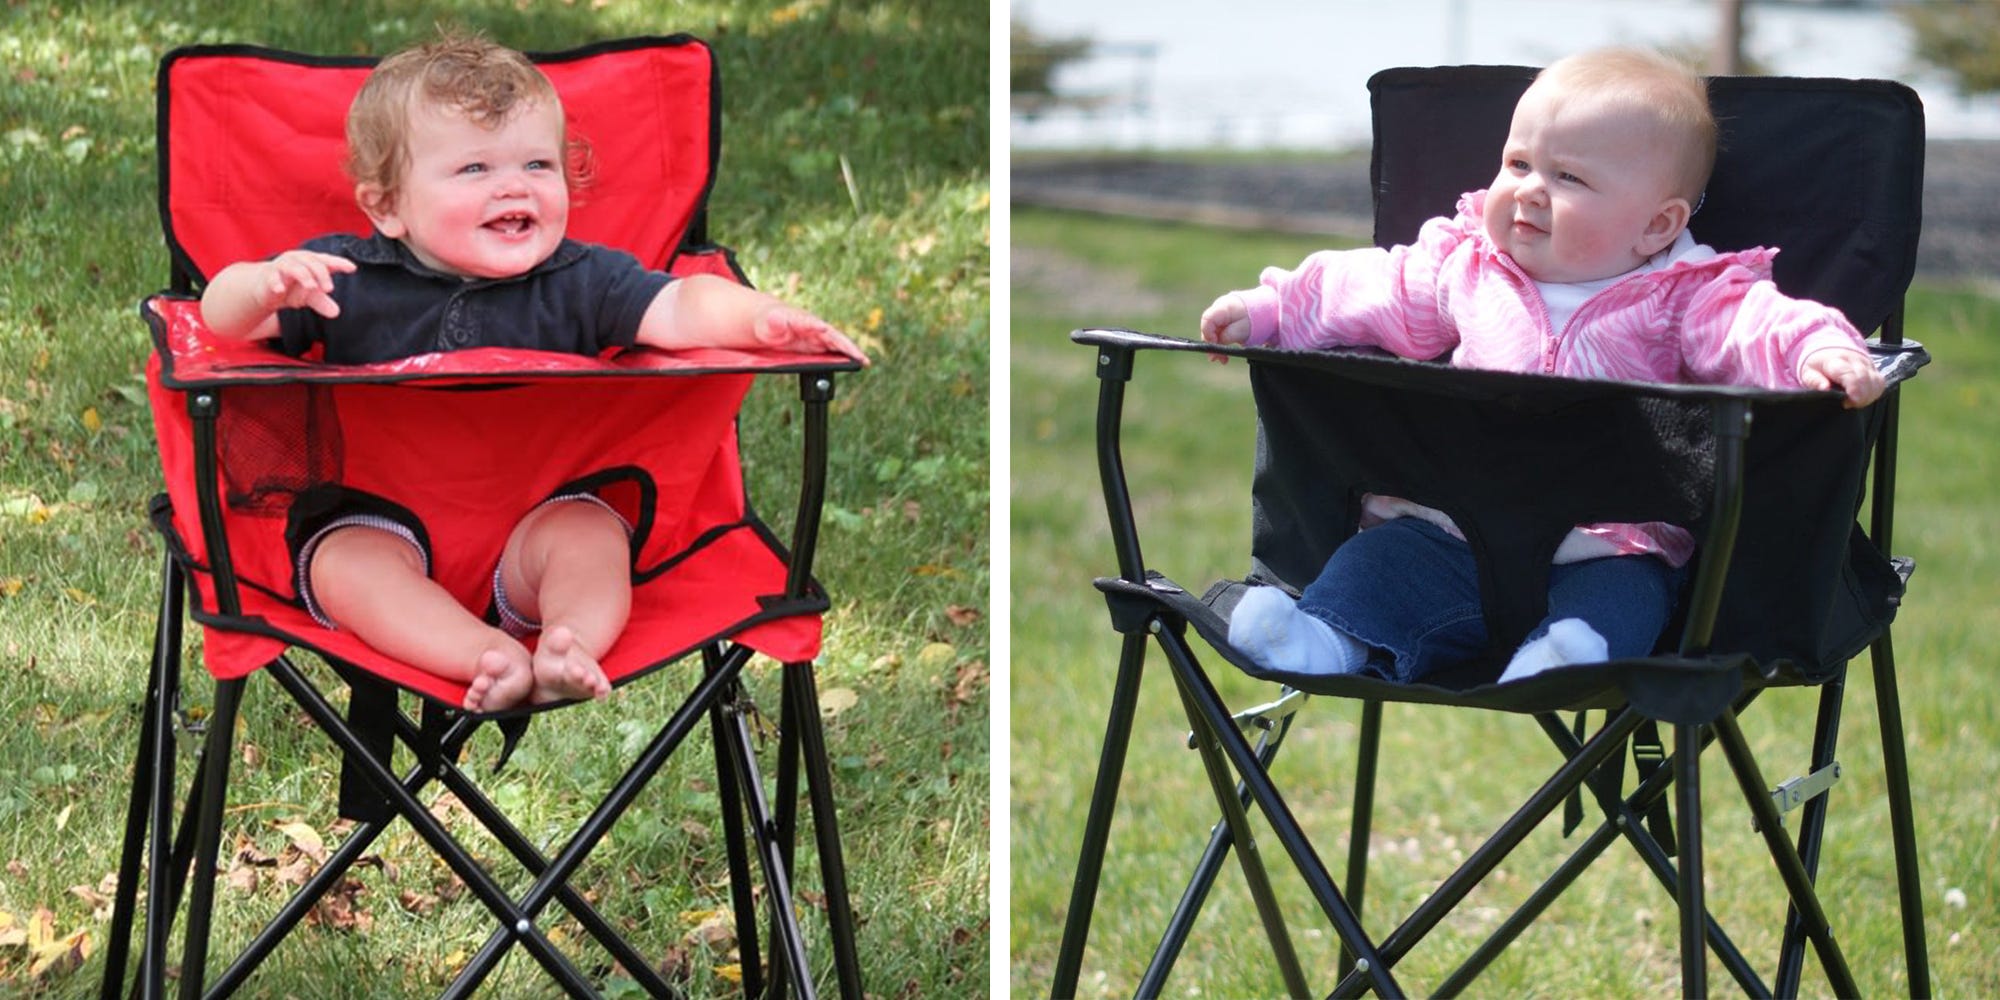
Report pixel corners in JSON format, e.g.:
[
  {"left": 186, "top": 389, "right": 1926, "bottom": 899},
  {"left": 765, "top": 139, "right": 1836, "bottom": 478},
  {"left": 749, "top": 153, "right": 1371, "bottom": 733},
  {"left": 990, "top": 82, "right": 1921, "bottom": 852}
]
[
  {"left": 0, "top": 2, "right": 986, "bottom": 996},
  {"left": 1009, "top": 205, "right": 2000, "bottom": 997}
]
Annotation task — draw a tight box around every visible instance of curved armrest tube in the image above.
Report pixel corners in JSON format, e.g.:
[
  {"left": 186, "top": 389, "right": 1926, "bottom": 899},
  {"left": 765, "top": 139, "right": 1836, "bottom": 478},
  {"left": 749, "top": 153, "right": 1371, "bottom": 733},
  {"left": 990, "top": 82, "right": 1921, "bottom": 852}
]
[{"left": 148, "top": 295, "right": 861, "bottom": 390}]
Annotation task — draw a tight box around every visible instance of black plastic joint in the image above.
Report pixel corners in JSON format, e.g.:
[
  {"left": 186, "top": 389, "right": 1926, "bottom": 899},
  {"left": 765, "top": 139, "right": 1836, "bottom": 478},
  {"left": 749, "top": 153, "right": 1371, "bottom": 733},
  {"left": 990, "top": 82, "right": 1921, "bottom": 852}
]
[
  {"left": 1095, "top": 347, "right": 1134, "bottom": 383},
  {"left": 187, "top": 390, "right": 219, "bottom": 418},
  {"left": 799, "top": 372, "right": 837, "bottom": 403},
  {"left": 1103, "top": 587, "right": 1176, "bottom": 636}
]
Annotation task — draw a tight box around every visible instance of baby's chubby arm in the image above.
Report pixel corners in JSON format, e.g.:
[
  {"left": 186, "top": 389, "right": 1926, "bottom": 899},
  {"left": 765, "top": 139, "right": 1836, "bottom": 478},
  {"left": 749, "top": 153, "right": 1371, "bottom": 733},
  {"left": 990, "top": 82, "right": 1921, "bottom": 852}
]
[
  {"left": 634, "top": 274, "right": 870, "bottom": 365},
  {"left": 200, "top": 250, "right": 357, "bottom": 343},
  {"left": 1798, "top": 346, "right": 1885, "bottom": 409}
]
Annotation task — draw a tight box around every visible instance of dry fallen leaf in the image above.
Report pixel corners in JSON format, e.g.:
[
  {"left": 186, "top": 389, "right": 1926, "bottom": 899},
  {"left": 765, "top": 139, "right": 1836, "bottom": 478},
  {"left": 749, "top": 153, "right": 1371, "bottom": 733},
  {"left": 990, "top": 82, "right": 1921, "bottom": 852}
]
[
  {"left": 304, "top": 877, "right": 370, "bottom": 932},
  {"left": 944, "top": 604, "right": 981, "bottom": 627},
  {"left": 680, "top": 909, "right": 737, "bottom": 950},
  {"left": 951, "top": 660, "right": 989, "bottom": 706},
  {"left": 274, "top": 820, "right": 327, "bottom": 862},
  {"left": 817, "top": 686, "right": 859, "bottom": 718},
  {"left": 25, "top": 906, "right": 91, "bottom": 979},
  {"left": 67, "top": 883, "right": 113, "bottom": 921},
  {"left": 225, "top": 864, "right": 259, "bottom": 894}
]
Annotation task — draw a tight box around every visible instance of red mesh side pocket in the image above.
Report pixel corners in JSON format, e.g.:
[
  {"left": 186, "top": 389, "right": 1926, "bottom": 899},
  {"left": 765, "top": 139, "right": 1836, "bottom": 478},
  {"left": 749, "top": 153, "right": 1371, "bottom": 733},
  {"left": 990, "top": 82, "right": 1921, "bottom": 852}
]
[{"left": 219, "top": 384, "right": 343, "bottom": 515}]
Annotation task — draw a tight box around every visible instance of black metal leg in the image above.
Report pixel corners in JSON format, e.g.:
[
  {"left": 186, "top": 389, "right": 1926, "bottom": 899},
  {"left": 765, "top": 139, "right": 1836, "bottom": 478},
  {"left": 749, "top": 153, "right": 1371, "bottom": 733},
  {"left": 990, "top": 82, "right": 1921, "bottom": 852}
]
[
  {"left": 103, "top": 682, "right": 159, "bottom": 1000},
  {"left": 1870, "top": 631, "right": 1932, "bottom": 998},
  {"left": 209, "top": 787, "right": 395, "bottom": 996},
  {"left": 718, "top": 684, "right": 817, "bottom": 1000},
  {"left": 1169, "top": 673, "right": 1310, "bottom": 999},
  {"left": 1437, "top": 712, "right": 1768, "bottom": 998},
  {"left": 1151, "top": 633, "right": 1400, "bottom": 999},
  {"left": 1516, "top": 712, "right": 1768, "bottom": 998},
  {"left": 711, "top": 667, "right": 766, "bottom": 1000},
  {"left": 261, "top": 660, "right": 600, "bottom": 1000},
  {"left": 1052, "top": 633, "right": 1148, "bottom": 998},
  {"left": 1327, "top": 708, "right": 1646, "bottom": 1000},
  {"left": 1776, "top": 673, "right": 1847, "bottom": 997},
  {"left": 767, "top": 671, "right": 804, "bottom": 1000},
  {"left": 1340, "top": 699, "right": 1382, "bottom": 975},
  {"left": 103, "top": 553, "right": 185, "bottom": 1000},
  {"left": 1136, "top": 717, "right": 1293, "bottom": 993},
  {"left": 440, "top": 651, "right": 753, "bottom": 999},
  {"left": 138, "top": 596, "right": 188, "bottom": 1000},
  {"left": 1711, "top": 711, "right": 1861, "bottom": 998},
  {"left": 1674, "top": 723, "right": 1707, "bottom": 999},
  {"left": 412, "top": 720, "right": 681, "bottom": 998},
  {"left": 177, "top": 678, "right": 245, "bottom": 1000},
  {"left": 785, "top": 660, "right": 865, "bottom": 999}
]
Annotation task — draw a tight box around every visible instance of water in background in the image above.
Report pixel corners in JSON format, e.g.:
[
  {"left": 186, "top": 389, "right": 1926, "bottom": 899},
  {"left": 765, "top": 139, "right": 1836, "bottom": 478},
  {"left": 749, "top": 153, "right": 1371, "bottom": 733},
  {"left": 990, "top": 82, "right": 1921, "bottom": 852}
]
[{"left": 1011, "top": 0, "right": 2000, "bottom": 150}]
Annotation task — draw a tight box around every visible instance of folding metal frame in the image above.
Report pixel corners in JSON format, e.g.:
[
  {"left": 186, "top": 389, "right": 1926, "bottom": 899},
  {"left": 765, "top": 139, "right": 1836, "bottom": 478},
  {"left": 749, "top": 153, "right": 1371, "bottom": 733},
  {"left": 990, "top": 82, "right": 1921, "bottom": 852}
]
[
  {"left": 1051, "top": 332, "right": 1930, "bottom": 1000},
  {"left": 101, "top": 372, "right": 862, "bottom": 1000},
  {"left": 1050, "top": 68, "right": 1933, "bottom": 998},
  {"left": 97, "top": 39, "right": 866, "bottom": 999}
]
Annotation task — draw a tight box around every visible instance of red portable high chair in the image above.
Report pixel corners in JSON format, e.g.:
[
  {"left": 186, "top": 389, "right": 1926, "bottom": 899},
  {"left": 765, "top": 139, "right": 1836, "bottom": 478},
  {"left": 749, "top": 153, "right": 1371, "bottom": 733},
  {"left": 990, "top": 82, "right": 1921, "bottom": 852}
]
[{"left": 101, "top": 37, "right": 863, "bottom": 998}]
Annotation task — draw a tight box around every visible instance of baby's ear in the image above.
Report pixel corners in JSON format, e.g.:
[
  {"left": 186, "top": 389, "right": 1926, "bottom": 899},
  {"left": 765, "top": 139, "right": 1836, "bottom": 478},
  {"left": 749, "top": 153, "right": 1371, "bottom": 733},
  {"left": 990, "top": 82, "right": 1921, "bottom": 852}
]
[
  {"left": 1639, "top": 197, "right": 1692, "bottom": 255},
  {"left": 354, "top": 183, "right": 404, "bottom": 237}
]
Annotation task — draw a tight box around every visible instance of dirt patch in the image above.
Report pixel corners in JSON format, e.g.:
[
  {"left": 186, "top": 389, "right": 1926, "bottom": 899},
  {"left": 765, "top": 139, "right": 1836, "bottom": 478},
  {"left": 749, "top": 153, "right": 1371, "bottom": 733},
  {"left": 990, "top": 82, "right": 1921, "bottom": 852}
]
[{"left": 1012, "top": 241, "right": 1166, "bottom": 318}]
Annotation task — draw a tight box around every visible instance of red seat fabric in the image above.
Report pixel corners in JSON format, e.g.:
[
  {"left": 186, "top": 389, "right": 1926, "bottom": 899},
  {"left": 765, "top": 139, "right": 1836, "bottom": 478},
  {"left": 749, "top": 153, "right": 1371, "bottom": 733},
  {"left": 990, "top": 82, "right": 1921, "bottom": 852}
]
[{"left": 148, "top": 39, "right": 845, "bottom": 708}]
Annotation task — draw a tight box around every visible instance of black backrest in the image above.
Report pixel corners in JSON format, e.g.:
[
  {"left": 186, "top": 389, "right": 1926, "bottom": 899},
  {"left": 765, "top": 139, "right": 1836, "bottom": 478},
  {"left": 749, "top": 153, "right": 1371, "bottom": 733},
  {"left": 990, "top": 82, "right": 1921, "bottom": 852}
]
[{"left": 1367, "top": 68, "right": 1924, "bottom": 335}]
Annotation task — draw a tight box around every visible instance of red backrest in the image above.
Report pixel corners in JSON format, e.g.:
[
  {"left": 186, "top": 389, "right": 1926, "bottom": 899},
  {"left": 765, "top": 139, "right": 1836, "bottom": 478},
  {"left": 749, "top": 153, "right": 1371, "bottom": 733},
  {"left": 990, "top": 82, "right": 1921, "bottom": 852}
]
[{"left": 158, "top": 37, "right": 718, "bottom": 284}]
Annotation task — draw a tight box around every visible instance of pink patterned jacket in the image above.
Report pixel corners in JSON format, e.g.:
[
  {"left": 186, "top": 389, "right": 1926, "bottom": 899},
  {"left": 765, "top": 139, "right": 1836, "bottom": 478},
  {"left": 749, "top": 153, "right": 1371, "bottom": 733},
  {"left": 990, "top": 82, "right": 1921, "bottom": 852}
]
[{"left": 1234, "top": 190, "right": 1872, "bottom": 567}]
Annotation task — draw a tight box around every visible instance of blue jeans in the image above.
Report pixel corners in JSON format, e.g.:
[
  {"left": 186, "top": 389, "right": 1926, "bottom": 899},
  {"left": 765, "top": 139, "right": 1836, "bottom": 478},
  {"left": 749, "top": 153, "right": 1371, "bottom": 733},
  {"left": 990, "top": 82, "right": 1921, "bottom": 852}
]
[{"left": 1296, "top": 517, "right": 1682, "bottom": 683}]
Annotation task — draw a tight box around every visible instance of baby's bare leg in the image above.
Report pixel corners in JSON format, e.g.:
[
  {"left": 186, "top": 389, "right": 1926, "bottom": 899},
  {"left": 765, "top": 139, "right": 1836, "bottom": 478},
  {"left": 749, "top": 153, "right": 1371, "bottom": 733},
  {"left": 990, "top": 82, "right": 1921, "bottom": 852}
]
[
  {"left": 498, "top": 499, "right": 630, "bottom": 702},
  {"left": 308, "top": 525, "right": 534, "bottom": 711}
]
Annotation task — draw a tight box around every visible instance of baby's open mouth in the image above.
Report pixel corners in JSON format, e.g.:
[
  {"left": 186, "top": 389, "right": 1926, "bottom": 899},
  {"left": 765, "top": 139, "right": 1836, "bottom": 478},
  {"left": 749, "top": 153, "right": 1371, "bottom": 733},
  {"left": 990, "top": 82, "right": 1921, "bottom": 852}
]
[{"left": 486, "top": 214, "right": 534, "bottom": 235}]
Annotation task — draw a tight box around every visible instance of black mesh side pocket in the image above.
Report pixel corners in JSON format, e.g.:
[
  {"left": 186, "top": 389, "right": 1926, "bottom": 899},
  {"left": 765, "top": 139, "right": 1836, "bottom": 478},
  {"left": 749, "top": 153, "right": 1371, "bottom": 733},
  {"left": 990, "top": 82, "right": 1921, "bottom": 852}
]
[{"left": 219, "top": 384, "right": 343, "bottom": 515}]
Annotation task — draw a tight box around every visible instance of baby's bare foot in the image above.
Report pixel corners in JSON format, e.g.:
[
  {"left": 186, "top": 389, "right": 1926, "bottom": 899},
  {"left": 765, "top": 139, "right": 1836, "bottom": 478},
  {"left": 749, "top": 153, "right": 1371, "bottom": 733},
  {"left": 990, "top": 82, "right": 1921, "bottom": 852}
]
[
  {"left": 530, "top": 625, "right": 612, "bottom": 703},
  {"left": 464, "top": 644, "right": 533, "bottom": 712}
]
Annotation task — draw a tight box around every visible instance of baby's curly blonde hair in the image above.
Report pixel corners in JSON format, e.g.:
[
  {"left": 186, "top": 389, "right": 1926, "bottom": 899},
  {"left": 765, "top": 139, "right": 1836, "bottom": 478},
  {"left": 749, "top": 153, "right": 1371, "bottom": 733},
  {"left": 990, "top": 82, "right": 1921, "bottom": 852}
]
[{"left": 346, "top": 32, "right": 589, "bottom": 213}]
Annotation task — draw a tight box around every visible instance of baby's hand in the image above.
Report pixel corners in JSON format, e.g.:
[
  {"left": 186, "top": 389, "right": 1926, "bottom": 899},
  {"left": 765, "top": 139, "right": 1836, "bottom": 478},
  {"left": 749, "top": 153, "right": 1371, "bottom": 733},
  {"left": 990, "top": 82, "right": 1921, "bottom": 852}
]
[
  {"left": 753, "top": 305, "right": 871, "bottom": 365},
  {"left": 262, "top": 251, "right": 357, "bottom": 318},
  {"left": 1199, "top": 293, "right": 1251, "bottom": 363},
  {"left": 1799, "top": 346, "right": 1884, "bottom": 409}
]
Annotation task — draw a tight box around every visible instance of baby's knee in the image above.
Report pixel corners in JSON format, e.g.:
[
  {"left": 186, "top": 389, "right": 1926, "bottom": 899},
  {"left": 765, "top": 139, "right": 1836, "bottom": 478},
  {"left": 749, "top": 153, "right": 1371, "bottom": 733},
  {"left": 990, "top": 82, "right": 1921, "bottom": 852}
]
[
  {"left": 514, "top": 496, "right": 631, "bottom": 565},
  {"left": 310, "top": 524, "right": 427, "bottom": 590},
  {"left": 537, "top": 496, "right": 627, "bottom": 535}
]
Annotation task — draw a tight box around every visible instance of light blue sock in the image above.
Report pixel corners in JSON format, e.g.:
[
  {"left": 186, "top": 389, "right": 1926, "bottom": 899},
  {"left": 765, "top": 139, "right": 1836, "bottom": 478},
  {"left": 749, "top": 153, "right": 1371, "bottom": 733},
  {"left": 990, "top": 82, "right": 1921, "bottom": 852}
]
[
  {"left": 1228, "top": 586, "right": 1370, "bottom": 675},
  {"left": 1498, "top": 618, "right": 1609, "bottom": 683}
]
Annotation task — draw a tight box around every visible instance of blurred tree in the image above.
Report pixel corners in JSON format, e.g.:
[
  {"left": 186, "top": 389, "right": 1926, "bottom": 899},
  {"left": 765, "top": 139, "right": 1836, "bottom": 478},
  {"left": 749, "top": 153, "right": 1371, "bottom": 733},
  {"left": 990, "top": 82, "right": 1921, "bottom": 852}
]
[
  {"left": 1901, "top": 0, "right": 2000, "bottom": 96},
  {"left": 1011, "top": 18, "right": 1090, "bottom": 111},
  {"left": 1713, "top": 0, "right": 1746, "bottom": 75}
]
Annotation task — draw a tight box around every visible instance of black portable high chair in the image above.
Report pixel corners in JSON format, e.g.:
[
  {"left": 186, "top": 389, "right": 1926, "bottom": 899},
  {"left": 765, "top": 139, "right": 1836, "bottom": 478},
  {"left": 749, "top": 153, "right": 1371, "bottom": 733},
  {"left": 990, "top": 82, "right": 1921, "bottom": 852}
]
[
  {"left": 102, "top": 39, "right": 864, "bottom": 998},
  {"left": 1052, "top": 68, "right": 1931, "bottom": 997}
]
